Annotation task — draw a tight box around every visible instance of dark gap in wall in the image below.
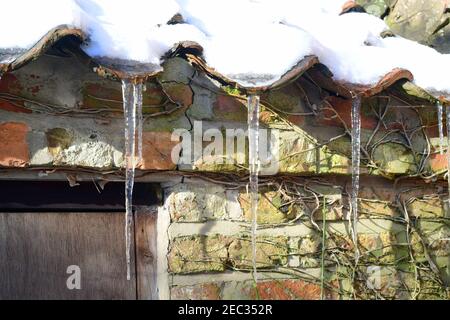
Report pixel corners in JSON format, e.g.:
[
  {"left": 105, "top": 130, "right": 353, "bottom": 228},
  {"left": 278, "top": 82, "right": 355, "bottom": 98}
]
[{"left": 0, "top": 180, "right": 162, "bottom": 212}]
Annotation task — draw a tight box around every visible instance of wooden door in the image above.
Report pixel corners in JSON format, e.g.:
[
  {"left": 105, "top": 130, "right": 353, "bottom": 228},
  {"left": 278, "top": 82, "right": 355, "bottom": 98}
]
[{"left": 0, "top": 181, "right": 160, "bottom": 300}]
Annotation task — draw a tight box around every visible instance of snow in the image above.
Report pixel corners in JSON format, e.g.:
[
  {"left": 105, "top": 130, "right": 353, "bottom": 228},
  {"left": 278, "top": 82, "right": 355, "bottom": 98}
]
[
  {"left": 0, "top": 0, "right": 75, "bottom": 49},
  {"left": 0, "top": 0, "right": 449, "bottom": 92}
]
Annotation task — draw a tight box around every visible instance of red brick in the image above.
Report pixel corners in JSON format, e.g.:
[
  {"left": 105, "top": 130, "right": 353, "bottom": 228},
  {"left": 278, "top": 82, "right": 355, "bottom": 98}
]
[
  {"left": 0, "top": 100, "right": 31, "bottom": 114},
  {"left": 429, "top": 153, "right": 448, "bottom": 172},
  {"left": 213, "top": 95, "right": 246, "bottom": 121},
  {"left": 82, "top": 82, "right": 166, "bottom": 110},
  {"left": 139, "top": 131, "right": 178, "bottom": 170},
  {"left": 162, "top": 83, "right": 193, "bottom": 107},
  {"left": 256, "top": 280, "right": 322, "bottom": 300},
  {"left": 0, "top": 122, "right": 30, "bottom": 167},
  {"left": 319, "top": 96, "right": 377, "bottom": 130},
  {"left": 0, "top": 73, "right": 24, "bottom": 95}
]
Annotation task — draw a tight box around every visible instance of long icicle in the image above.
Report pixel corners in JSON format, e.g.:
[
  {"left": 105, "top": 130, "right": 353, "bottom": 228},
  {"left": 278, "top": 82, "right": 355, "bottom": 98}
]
[
  {"left": 437, "top": 102, "right": 445, "bottom": 155},
  {"left": 247, "top": 94, "right": 260, "bottom": 285},
  {"left": 135, "top": 83, "right": 144, "bottom": 163},
  {"left": 122, "top": 79, "right": 137, "bottom": 281},
  {"left": 350, "top": 95, "right": 361, "bottom": 261},
  {"left": 446, "top": 105, "right": 450, "bottom": 215}
]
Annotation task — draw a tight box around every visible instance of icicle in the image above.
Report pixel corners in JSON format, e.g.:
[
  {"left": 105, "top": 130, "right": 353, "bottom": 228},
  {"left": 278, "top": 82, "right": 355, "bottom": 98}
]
[
  {"left": 122, "top": 79, "right": 137, "bottom": 281},
  {"left": 446, "top": 106, "right": 450, "bottom": 214},
  {"left": 350, "top": 95, "right": 361, "bottom": 259},
  {"left": 120, "top": 79, "right": 144, "bottom": 280},
  {"left": 135, "top": 83, "right": 144, "bottom": 163},
  {"left": 437, "top": 102, "right": 445, "bottom": 155},
  {"left": 247, "top": 94, "right": 260, "bottom": 284}
]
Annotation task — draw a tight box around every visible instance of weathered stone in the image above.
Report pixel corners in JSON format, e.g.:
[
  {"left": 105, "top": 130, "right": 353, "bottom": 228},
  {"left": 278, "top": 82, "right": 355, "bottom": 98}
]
[
  {"left": 168, "top": 235, "right": 230, "bottom": 274},
  {"left": 359, "top": 199, "right": 398, "bottom": 217},
  {"left": 354, "top": 266, "right": 420, "bottom": 299},
  {"left": 396, "top": 81, "right": 439, "bottom": 105},
  {"left": 225, "top": 190, "right": 246, "bottom": 221},
  {"left": 356, "top": 0, "right": 388, "bottom": 17},
  {"left": 51, "top": 129, "right": 120, "bottom": 169},
  {"left": 228, "top": 237, "right": 288, "bottom": 269},
  {"left": 400, "top": 268, "right": 449, "bottom": 299},
  {"left": 171, "top": 283, "right": 221, "bottom": 300},
  {"left": 315, "top": 147, "right": 351, "bottom": 175},
  {"left": 358, "top": 233, "right": 397, "bottom": 264},
  {"left": 262, "top": 87, "right": 302, "bottom": 113},
  {"left": 297, "top": 234, "right": 322, "bottom": 255},
  {"left": 186, "top": 72, "right": 217, "bottom": 121},
  {"left": 239, "top": 190, "right": 296, "bottom": 224},
  {"left": 240, "top": 183, "right": 344, "bottom": 224},
  {"left": 310, "top": 184, "right": 344, "bottom": 220},
  {"left": 146, "top": 111, "right": 191, "bottom": 132},
  {"left": 372, "top": 142, "right": 416, "bottom": 175},
  {"left": 293, "top": 233, "right": 323, "bottom": 268},
  {"left": 385, "top": 0, "right": 450, "bottom": 53},
  {"left": 176, "top": 121, "right": 250, "bottom": 173},
  {"left": 159, "top": 57, "right": 194, "bottom": 84},
  {"left": 167, "top": 183, "right": 228, "bottom": 222},
  {"left": 328, "top": 232, "right": 399, "bottom": 264},
  {"left": 0, "top": 122, "right": 29, "bottom": 167},
  {"left": 410, "top": 230, "right": 426, "bottom": 260},
  {"left": 416, "top": 221, "right": 450, "bottom": 257},
  {"left": 277, "top": 130, "right": 317, "bottom": 173},
  {"left": 407, "top": 197, "right": 445, "bottom": 218}
]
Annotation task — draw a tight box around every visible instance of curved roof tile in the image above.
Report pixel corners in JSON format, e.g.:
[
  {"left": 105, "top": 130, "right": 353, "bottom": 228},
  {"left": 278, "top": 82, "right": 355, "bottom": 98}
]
[
  {"left": 0, "top": 24, "right": 447, "bottom": 104},
  {"left": 0, "top": 25, "right": 84, "bottom": 74}
]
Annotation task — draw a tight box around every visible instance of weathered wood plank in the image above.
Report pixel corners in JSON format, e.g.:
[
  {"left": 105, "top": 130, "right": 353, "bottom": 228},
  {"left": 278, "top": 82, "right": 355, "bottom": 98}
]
[
  {"left": 135, "top": 206, "right": 158, "bottom": 300},
  {"left": 0, "top": 212, "right": 136, "bottom": 300}
]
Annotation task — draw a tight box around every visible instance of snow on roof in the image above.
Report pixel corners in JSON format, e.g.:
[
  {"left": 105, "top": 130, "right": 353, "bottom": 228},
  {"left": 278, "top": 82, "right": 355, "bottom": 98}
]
[{"left": 0, "top": 0, "right": 449, "bottom": 95}]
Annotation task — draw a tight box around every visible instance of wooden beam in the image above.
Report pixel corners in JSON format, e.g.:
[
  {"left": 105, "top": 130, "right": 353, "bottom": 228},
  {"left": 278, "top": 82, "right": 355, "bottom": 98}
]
[{"left": 134, "top": 206, "right": 158, "bottom": 300}]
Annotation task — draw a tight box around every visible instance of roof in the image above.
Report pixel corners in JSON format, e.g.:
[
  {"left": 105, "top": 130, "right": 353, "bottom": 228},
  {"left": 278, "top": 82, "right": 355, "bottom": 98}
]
[{"left": 0, "top": 23, "right": 448, "bottom": 105}]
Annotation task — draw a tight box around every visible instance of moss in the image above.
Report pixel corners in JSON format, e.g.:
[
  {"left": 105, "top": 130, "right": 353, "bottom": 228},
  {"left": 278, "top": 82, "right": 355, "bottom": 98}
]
[
  {"left": 372, "top": 142, "right": 416, "bottom": 175},
  {"left": 316, "top": 148, "right": 350, "bottom": 174},
  {"left": 168, "top": 235, "right": 230, "bottom": 274},
  {"left": 407, "top": 198, "right": 444, "bottom": 218},
  {"left": 239, "top": 190, "right": 297, "bottom": 224},
  {"left": 222, "top": 85, "right": 241, "bottom": 96},
  {"left": 264, "top": 90, "right": 299, "bottom": 112},
  {"left": 402, "top": 82, "right": 438, "bottom": 104},
  {"left": 228, "top": 236, "right": 288, "bottom": 269},
  {"left": 45, "top": 128, "right": 73, "bottom": 157},
  {"left": 390, "top": 80, "right": 439, "bottom": 106}
]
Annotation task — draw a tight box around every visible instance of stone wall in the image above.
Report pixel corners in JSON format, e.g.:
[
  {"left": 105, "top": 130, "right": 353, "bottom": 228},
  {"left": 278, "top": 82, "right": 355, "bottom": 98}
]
[
  {"left": 164, "top": 177, "right": 449, "bottom": 300},
  {"left": 0, "top": 46, "right": 449, "bottom": 300},
  {"left": 0, "top": 57, "right": 446, "bottom": 178}
]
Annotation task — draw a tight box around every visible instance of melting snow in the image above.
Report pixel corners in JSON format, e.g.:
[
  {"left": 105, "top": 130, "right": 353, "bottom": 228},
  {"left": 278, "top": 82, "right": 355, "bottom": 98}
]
[{"left": 0, "top": 0, "right": 449, "bottom": 91}]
